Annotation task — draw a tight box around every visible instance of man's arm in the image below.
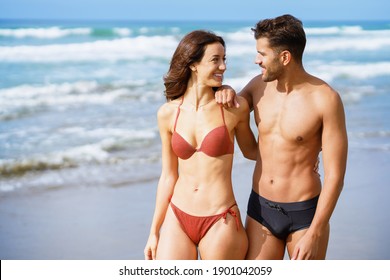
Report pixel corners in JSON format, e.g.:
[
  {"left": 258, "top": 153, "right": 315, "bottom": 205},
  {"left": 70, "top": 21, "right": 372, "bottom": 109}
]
[
  {"left": 314, "top": 89, "right": 348, "bottom": 231},
  {"left": 292, "top": 88, "right": 348, "bottom": 260},
  {"left": 215, "top": 75, "right": 263, "bottom": 110},
  {"left": 238, "top": 75, "right": 264, "bottom": 111},
  {"left": 215, "top": 85, "right": 240, "bottom": 108},
  {"left": 234, "top": 96, "right": 257, "bottom": 160}
]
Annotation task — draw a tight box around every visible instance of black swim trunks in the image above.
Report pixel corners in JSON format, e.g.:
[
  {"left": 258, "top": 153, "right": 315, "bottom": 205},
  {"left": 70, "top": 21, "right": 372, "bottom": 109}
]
[{"left": 247, "top": 189, "right": 319, "bottom": 240}]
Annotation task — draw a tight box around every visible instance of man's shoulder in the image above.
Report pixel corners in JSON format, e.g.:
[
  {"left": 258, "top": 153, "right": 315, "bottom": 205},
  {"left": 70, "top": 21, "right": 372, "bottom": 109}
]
[
  {"left": 308, "top": 75, "right": 340, "bottom": 99},
  {"left": 242, "top": 74, "right": 266, "bottom": 97},
  {"left": 249, "top": 74, "right": 266, "bottom": 87},
  {"left": 307, "top": 77, "right": 344, "bottom": 114}
]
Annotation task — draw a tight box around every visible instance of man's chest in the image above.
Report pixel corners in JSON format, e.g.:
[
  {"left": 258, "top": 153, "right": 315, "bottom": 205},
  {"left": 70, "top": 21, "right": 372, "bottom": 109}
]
[{"left": 254, "top": 93, "right": 322, "bottom": 142}]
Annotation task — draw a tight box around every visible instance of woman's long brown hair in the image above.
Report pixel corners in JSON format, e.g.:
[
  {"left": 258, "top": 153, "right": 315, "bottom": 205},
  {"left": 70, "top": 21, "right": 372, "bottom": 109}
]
[{"left": 163, "top": 30, "right": 225, "bottom": 101}]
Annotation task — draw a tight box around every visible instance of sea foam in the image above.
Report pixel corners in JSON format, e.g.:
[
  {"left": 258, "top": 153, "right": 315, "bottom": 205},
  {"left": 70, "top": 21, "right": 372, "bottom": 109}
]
[{"left": 0, "top": 36, "right": 178, "bottom": 62}]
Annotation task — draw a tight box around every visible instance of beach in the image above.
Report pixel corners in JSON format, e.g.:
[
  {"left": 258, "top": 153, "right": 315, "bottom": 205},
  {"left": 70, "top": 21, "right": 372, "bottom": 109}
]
[
  {"left": 1, "top": 19, "right": 390, "bottom": 260},
  {"left": 1, "top": 146, "right": 390, "bottom": 260}
]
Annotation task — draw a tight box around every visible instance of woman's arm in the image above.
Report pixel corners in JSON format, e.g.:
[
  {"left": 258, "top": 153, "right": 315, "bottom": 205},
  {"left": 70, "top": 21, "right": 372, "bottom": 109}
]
[{"left": 144, "top": 104, "right": 178, "bottom": 260}]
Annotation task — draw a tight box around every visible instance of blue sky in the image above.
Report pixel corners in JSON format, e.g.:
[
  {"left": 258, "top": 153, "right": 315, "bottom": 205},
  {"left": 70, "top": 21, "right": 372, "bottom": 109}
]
[{"left": 0, "top": 0, "right": 389, "bottom": 21}]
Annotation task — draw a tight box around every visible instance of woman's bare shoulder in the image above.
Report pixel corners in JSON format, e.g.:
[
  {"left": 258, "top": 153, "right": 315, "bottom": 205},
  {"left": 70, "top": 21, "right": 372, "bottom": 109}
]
[
  {"left": 225, "top": 95, "right": 250, "bottom": 120},
  {"left": 157, "top": 99, "right": 180, "bottom": 118},
  {"left": 235, "top": 96, "right": 250, "bottom": 113}
]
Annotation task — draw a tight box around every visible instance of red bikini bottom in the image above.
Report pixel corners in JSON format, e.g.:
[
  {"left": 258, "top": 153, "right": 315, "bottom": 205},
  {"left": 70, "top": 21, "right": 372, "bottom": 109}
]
[{"left": 170, "top": 201, "right": 240, "bottom": 245}]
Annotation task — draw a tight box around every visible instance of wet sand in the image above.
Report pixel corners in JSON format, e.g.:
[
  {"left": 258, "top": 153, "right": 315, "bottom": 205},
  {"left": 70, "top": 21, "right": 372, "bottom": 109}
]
[{"left": 0, "top": 149, "right": 389, "bottom": 260}]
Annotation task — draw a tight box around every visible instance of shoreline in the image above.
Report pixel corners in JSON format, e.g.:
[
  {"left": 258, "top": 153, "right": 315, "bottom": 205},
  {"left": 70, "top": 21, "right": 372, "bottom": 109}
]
[{"left": 0, "top": 149, "right": 389, "bottom": 260}]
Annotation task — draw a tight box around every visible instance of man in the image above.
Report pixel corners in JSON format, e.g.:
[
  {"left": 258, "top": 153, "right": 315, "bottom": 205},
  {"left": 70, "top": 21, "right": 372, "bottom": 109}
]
[{"left": 216, "top": 14, "right": 348, "bottom": 259}]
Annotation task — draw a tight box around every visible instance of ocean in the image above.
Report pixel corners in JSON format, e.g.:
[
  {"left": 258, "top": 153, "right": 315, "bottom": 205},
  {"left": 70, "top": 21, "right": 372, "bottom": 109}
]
[
  {"left": 1, "top": 19, "right": 389, "bottom": 194},
  {"left": 1, "top": 19, "right": 390, "bottom": 259},
  {"left": 0, "top": 20, "right": 261, "bottom": 193}
]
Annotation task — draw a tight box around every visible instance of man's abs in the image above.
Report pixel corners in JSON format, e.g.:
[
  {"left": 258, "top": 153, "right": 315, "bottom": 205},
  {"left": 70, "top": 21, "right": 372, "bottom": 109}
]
[{"left": 252, "top": 153, "right": 322, "bottom": 203}]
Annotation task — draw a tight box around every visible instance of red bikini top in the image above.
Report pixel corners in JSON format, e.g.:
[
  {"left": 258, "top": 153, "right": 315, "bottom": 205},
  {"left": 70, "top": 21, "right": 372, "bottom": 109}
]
[{"left": 171, "top": 97, "right": 234, "bottom": 160}]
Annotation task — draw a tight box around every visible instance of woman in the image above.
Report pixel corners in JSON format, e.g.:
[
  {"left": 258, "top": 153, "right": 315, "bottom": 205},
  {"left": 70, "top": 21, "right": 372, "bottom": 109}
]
[{"left": 144, "top": 30, "right": 257, "bottom": 260}]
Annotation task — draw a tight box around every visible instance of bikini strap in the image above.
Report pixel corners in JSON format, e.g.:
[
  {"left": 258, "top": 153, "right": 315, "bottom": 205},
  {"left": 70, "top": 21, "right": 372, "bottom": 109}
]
[
  {"left": 219, "top": 105, "right": 227, "bottom": 126},
  {"left": 222, "top": 203, "right": 240, "bottom": 231},
  {"left": 173, "top": 96, "right": 185, "bottom": 132}
]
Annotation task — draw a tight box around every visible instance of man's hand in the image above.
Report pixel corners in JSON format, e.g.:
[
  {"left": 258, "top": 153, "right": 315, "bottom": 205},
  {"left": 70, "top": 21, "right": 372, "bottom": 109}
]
[
  {"left": 215, "top": 85, "right": 239, "bottom": 108},
  {"left": 291, "top": 231, "right": 320, "bottom": 260}
]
